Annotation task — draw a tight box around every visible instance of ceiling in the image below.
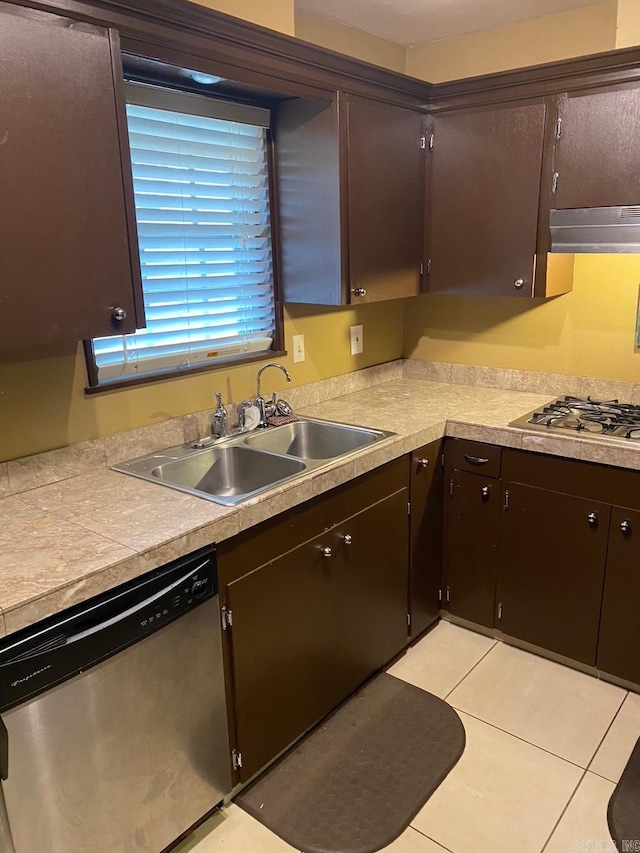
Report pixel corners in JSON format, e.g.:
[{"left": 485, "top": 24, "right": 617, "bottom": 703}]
[{"left": 294, "top": 0, "right": 603, "bottom": 46}]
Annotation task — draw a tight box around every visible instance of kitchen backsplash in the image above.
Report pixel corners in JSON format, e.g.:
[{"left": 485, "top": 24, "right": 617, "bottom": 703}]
[
  {"left": 1, "top": 361, "right": 403, "bottom": 497},
  {"left": 404, "top": 359, "right": 640, "bottom": 404},
  {"left": 3, "top": 358, "right": 638, "bottom": 498}
]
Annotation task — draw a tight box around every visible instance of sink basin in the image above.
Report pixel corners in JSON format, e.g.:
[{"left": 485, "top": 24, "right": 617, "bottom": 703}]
[
  {"left": 112, "top": 417, "right": 396, "bottom": 506},
  {"left": 244, "top": 419, "right": 385, "bottom": 460},
  {"left": 118, "top": 445, "right": 305, "bottom": 506}
]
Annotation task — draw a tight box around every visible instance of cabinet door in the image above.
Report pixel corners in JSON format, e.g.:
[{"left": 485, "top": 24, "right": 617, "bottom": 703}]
[
  {"left": 227, "top": 489, "right": 409, "bottom": 780},
  {"left": 498, "top": 484, "right": 610, "bottom": 665},
  {"left": 334, "top": 489, "right": 410, "bottom": 672},
  {"left": 346, "top": 96, "right": 425, "bottom": 303},
  {"left": 597, "top": 508, "right": 640, "bottom": 684},
  {"left": 444, "top": 469, "right": 500, "bottom": 627},
  {"left": 409, "top": 441, "right": 444, "bottom": 637},
  {"left": 553, "top": 85, "right": 640, "bottom": 209},
  {"left": 227, "top": 534, "right": 346, "bottom": 781},
  {"left": 428, "top": 101, "right": 546, "bottom": 297},
  {"left": 0, "top": 5, "right": 142, "bottom": 349}
]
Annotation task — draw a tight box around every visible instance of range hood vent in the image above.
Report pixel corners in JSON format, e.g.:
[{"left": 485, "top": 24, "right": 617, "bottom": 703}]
[{"left": 550, "top": 206, "right": 640, "bottom": 253}]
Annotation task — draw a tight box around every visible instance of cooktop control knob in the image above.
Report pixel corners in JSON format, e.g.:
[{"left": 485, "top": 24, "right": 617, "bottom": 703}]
[{"left": 190, "top": 579, "right": 208, "bottom": 599}]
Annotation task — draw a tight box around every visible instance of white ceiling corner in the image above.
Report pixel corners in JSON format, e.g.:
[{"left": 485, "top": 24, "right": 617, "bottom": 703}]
[{"left": 294, "top": 0, "right": 604, "bottom": 46}]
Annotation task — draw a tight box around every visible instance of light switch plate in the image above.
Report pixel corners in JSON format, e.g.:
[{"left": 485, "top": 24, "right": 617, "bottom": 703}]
[
  {"left": 292, "top": 334, "right": 305, "bottom": 363},
  {"left": 350, "top": 324, "right": 363, "bottom": 356}
]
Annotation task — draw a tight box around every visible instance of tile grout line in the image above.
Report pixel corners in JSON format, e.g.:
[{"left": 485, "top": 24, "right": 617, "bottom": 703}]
[
  {"left": 442, "top": 637, "right": 500, "bottom": 703},
  {"left": 585, "top": 690, "right": 629, "bottom": 779},
  {"left": 539, "top": 689, "right": 628, "bottom": 853},
  {"left": 408, "top": 823, "right": 456, "bottom": 852},
  {"left": 539, "top": 767, "right": 588, "bottom": 853},
  {"left": 447, "top": 706, "right": 589, "bottom": 772}
]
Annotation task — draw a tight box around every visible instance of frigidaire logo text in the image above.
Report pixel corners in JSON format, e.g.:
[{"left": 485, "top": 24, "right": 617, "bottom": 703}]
[{"left": 11, "top": 664, "right": 52, "bottom": 688}]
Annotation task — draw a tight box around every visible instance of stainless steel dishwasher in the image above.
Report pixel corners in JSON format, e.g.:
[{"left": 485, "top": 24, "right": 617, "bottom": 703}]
[{"left": 0, "top": 545, "right": 232, "bottom": 853}]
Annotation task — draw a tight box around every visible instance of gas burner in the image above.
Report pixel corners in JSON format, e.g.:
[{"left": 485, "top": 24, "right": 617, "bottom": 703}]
[{"left": 511, "top": 396, "right": 640, "bottom": 444}]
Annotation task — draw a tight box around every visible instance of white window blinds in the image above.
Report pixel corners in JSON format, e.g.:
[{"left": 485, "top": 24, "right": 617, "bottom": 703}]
[{"left": 92, "top": 86, "right": 275, "bottom": 382}]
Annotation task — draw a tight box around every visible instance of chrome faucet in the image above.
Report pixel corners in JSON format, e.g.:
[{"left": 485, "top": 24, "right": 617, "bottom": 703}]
[
  {"left": 255, "top": 363, "right": 291, "bottom": 429},
  {"left": 212, "top": 391, "right": 228, "bottom": 438},
  {"left": 237, "top": 400, "right": 253, "bottom": 432}
]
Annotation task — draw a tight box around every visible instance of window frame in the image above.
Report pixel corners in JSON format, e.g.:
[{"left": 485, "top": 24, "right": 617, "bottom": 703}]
[{"left": 84, "top": 79, "right": 284, "bottom": 393}]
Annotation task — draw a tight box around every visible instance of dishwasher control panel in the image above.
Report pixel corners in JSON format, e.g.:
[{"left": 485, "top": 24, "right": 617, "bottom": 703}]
[
  {"left": 0, "top": 546, "right": 217, "bottom": 712},
  {"left": 139, "top": 571, "right": 213, "bottom": 630}
]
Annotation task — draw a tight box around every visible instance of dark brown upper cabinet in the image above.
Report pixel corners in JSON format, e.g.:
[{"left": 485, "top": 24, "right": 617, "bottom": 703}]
[
  {"left": 0, "top": 4, "right": 143, "bottom": 350},
  {"left": 552, "top": 84, "right": 640, "bottom": 209},
  {"left": 427, "top": 99, "right": 573, "bottom": 299},
  {"left": 275, "top": 93, "right": 425, "bottom": 306}
]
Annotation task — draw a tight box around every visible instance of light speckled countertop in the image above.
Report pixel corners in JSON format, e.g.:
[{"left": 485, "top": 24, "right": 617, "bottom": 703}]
[{"left": 2, "top": 377, "right": 639, "bottom": 639}]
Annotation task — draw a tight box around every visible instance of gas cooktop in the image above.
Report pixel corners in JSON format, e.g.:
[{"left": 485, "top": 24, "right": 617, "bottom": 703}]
[{"left": 510, "top": 396, "right": 640, "bottom": 444}]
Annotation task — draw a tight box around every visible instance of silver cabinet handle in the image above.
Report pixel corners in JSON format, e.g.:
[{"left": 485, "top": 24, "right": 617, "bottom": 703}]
[
  {"left": 481, "top": 485, "right": 490, "bottom": 500},
  {"left": 620, "top": 520, "right": 631, "bottom": 534},
  {"left": 343, "top": 534, "right": 353, "bottom": 545},
  {"left": 112, "top": 307, "right": 127, "bottom": 321},
  {"left": 352, "top": 288, "right": 367, "bottom": 297},
  {"left": 417, "top": 458, "right": 429, "bottom": 468},
  {"left": 514, "top": 278, "right": 525, "bottom": 290},
  {"left": 587, "top": 512, "right": 598, "bottom": 527},
  {"left": 321, "top": 546, "right": 332, "bottom": 558}
]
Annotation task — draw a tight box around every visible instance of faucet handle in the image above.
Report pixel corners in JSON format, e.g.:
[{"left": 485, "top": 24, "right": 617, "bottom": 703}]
[
  {"left": 213, "top": 391, "right": 228, "bottom": 438},
  {"left": 237, "top": 400, "right": 252, "bottom": 431},
  {"left": 265, "top": 392, "right": 277, "bottom": 418}
]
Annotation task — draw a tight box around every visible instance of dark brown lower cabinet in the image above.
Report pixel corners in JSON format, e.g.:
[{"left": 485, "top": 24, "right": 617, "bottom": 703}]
[
  {"left": 225, "top": 489, "right": 408, "bottom": 781},
  {"left": 597, "top": 507, "right": 640, "bottom": 683},
  {"left": 497, "top": 483, "right": 610, "bottom": 665},
  {"left": 444, "top": 468, "right": 500, "bottom": 628},
  {"left": 409, "top": 441, "right": 444, "bottom": 637}
]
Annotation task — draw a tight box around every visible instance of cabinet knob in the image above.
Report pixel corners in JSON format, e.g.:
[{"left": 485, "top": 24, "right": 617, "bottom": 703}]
[
  {"left": 352, "top": 288, "right": 367, "bottom": 297},
  {"left": 343, "top": 534, "right": 353, "bottom": 545},
  {"left": 321, "top": 546, "right": 333, "bottom": 558},
  {"left": 514, "top": 278, "right": 525, "bottom": 290},
  {"left": 587, "top": 512, "right": 598, "bottom": 528},
  {"left": 481, "top": 485, "right": 490, "bottom": 500},
  {"left": 417, "top": 458, "right": 429, "bottom": 468},
  {"left": 112, "top": 307, "right": 127, "bottom": 321},
  {"left": 620, "top": 520, "right": 631, "bottom": 534}
]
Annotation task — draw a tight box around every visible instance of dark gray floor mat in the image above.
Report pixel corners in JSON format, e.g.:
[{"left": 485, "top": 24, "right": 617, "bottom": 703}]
[
  {"left": 609, "top": 736, "right": 640, "bottom": 849},
  {"left": 235, "top": 672, "right": 465, "bottom": 853}
]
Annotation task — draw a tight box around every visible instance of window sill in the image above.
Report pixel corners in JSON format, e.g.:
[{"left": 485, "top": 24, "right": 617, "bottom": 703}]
[{"left": 84, "top": 349, "right": 288, "bottom": 395}]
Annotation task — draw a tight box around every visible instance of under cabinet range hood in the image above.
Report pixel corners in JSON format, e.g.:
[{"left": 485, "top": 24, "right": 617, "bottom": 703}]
[{"left": 550, "top": 206, "right": 640, "bottom": 253}]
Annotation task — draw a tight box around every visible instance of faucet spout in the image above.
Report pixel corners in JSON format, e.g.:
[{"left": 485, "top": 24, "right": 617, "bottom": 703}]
[
  {"left": 255, "top": 363, "right": 291, "bottom": 429},
  {"left": 256, "top": 363, "right": 291, "bottom": 399}
]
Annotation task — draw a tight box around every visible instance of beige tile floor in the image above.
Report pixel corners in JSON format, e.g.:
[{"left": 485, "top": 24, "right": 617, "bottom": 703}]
[{"left": 175, "top": 622, "right": 640, "bottom": 853}]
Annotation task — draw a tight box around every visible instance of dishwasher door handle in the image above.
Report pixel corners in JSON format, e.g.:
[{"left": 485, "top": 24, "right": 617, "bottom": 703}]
[{"left": 66, "top": 560, "right": 211, "bottom": 645}]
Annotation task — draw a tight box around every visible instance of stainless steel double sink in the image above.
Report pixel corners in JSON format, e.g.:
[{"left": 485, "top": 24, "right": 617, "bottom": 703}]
[{"left": 113, "top": 418, "right": 396, "bottom": 506}]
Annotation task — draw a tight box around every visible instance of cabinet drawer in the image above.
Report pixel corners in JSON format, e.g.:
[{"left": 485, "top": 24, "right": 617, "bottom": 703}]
[{"left": 446, "top": 439, "right": 502, "bottom": 479}]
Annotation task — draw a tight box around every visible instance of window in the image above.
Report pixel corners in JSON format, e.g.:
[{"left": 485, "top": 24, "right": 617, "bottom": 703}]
[{"left": 88, "top": 84, "right": 276, "bottom": 385}]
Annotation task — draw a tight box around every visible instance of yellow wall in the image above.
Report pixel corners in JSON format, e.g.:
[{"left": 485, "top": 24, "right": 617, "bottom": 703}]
[
  {"left": 403, "top": 1, "right": 640, "bottom": 386},
  {"left": 0, "top": 0, "right": 406, "bottom": 464},
  {"left": 616, "top": 0, "right": 640, "bottom": 47},
  {"left": 404, "top": 257, "right": 640, "bottom": 382},
  {"left": 0, "top": 302, "right": 403, "bottom": 463},
  {"left": 189, "top": 0, "right": 295, "bottom": 36},
  {"left": 294, "top": 9, "right": 406, "bottom": 73},
  {"left": 406, "top": 2, "right": 617, "bottom": 82}
]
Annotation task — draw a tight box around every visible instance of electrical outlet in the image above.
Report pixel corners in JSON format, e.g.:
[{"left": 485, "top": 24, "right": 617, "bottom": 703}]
[
  {"left": 292, "top": 334, "right": 305, "bottom": 363},
  {"left": 350, "top": 324, "right": 363, "bottom": 356}
]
